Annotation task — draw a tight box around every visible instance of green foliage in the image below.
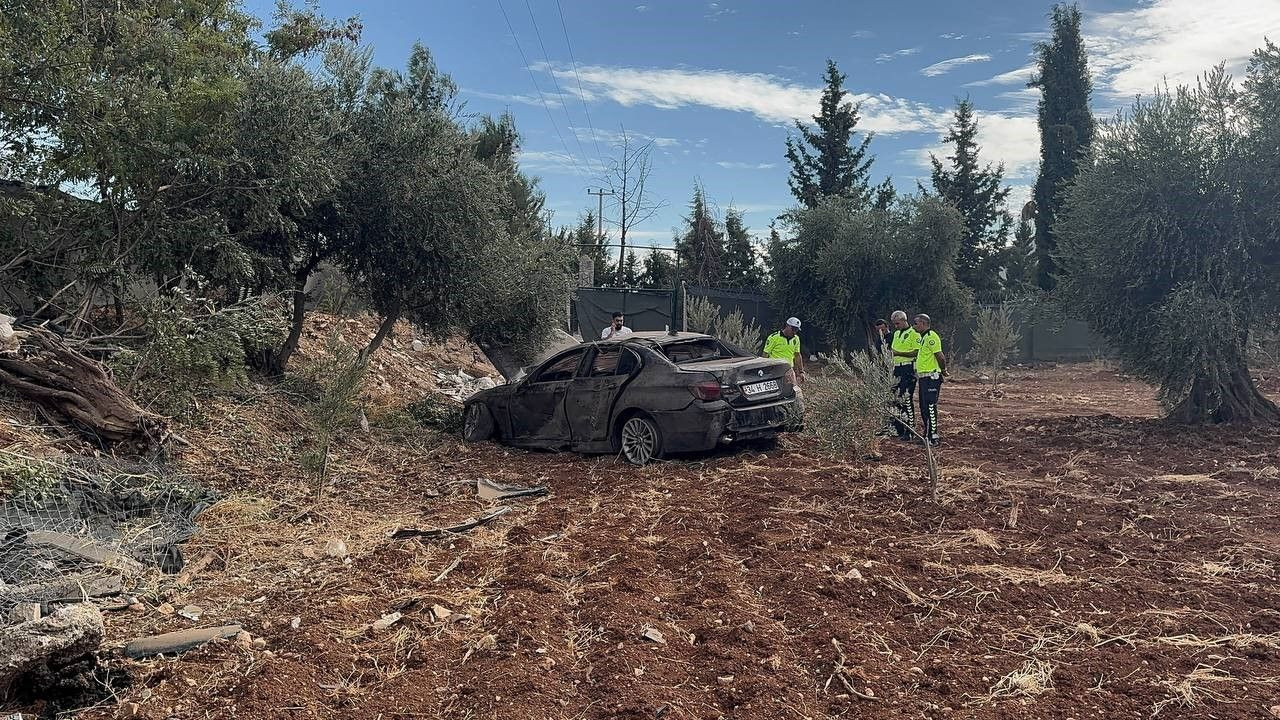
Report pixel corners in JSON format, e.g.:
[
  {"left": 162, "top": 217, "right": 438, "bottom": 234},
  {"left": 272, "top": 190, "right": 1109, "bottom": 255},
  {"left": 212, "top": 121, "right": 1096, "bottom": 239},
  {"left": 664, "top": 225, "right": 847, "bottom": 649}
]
[
  {"left": 803, "top": 352, "right": 895, "bottom": 457},
  {"left": 406, "top": 397, "right": 463, "bottom": 434},
  {"left": 639, "top": 251, "right": 676, "bottom": 289},
  {"left": 927, "top": 99, "right": 1013, "bottom": 302},
  {"left": 1029, "top": 3, "right": 1095, "bottom": 290},
  {"left": 0, "top": 453, "right": 61, "bottom": 500},
  {"left": 112, "top": 283, "right": 286, "bottom": 417},
  {"left": 674, "top": 184, "right": 724, "bottom": 286},
  {"left": 785, "top": 60, "right": 877, "bottom": 209},
  {"left": 1056, "top": 46, "right": 1280, "bottom": 423},
  {"left": 1002, "top": 218, "right": 1037, "bottom": 293},
  {"left": 971, "top": 305, "right": 1021, "bottom": 384},
  {"left": 769, "top": 195, "right": 970, "bottom": 351},
  {"left": 716, "top": 308, "right": 763, "bottom": 355},
  {"left": 722, "top": 208, "right": 765, "bottom": 289},
  {"left": 685, "top": 296, "right": 718, "bottom": 335},
  {"left": 293, "top": 334, "right": 365, "bottom": 492}
]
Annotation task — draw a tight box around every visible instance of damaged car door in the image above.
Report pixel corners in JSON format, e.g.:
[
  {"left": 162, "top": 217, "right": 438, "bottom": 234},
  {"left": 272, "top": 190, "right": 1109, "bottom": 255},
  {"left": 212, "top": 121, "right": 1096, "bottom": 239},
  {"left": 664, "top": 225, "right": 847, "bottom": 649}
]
[
  {"left": 507, "top": 347, "right": 587, "bottom": 445},
  {"left": 565, "top": 345, "right": 640, "bottom": 448}
]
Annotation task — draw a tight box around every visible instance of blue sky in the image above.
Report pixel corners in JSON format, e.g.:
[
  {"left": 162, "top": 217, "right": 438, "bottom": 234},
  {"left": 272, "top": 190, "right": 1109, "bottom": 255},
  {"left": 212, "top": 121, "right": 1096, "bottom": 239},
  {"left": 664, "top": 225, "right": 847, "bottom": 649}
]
[{"left": 247, "top": 0, "right": 1280, "bottom": 256}]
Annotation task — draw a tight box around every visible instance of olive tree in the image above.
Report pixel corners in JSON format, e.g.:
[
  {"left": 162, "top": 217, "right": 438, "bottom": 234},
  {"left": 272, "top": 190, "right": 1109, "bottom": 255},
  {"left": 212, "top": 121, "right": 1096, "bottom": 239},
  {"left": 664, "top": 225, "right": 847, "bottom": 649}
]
[
  {"left": 769, "top": 194, "right": 969, "bottom": 352},
  {"left": 1055, "top": 44, "right": 1280, "bottom": 424}
]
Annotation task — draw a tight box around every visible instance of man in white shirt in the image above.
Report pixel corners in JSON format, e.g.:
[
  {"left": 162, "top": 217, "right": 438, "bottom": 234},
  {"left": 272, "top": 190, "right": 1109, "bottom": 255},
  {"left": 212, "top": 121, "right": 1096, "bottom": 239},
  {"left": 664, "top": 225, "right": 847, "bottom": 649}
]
[{"left": 601, "top": 312, "right": 633, "bottom": 340}]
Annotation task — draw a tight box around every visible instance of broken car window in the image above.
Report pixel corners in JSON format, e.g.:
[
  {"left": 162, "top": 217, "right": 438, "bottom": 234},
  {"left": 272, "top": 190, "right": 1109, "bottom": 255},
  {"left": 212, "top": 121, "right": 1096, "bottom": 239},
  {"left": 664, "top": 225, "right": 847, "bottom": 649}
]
[
  {"left": 589, "top": 347, "right": 620, "bottom": 376},
  {"left": 661, "top": 338, "right": 742, "bottom": 364},
  {"left": 532, "top": 349, "right": 586, "bottom": 383}
]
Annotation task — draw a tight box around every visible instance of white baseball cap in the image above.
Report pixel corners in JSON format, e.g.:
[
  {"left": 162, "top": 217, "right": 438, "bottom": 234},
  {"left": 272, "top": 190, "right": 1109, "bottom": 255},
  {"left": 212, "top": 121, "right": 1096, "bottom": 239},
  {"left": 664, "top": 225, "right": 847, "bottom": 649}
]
[{"left": 786, "top": 317, "right": 801, "bottom": 329}]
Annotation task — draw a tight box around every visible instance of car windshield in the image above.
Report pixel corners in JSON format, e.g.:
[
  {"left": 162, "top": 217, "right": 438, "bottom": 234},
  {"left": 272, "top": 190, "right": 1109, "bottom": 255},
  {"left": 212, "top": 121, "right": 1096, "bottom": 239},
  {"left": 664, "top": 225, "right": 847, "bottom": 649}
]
[{"left": 661, "top": 338, "right": 743, "bottom": 364}]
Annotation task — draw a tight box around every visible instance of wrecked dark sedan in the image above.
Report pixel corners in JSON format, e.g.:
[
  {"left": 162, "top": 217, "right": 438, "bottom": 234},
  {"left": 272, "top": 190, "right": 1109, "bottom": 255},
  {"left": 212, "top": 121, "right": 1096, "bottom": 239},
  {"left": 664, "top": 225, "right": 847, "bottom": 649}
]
[{"left": 461, "top": 332, "right": 800, "bottom": 465}]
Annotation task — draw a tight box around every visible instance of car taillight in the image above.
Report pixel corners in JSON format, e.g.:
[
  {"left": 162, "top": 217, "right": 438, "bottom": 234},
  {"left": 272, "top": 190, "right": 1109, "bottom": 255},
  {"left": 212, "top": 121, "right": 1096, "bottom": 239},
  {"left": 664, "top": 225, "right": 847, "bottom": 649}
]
[{"left": 689, "top": 380, "right": 721, "bottom": 401}]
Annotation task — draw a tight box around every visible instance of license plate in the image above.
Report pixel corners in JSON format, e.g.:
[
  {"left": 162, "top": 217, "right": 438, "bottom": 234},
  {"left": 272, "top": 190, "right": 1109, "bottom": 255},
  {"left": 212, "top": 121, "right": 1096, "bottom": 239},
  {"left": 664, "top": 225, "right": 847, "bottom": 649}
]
[{"left": 743, "top": 379, "right": 780, "bottom": 395}]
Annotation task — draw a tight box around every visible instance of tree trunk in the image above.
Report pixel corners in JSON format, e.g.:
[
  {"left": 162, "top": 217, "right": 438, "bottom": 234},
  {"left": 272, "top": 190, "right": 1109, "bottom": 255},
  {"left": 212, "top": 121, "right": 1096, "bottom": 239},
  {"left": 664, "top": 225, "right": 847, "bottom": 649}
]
[
  {"left": 1167, "top": 364, "right": 1280, "bottom": 425},
  {"left": 267, "top": 268, "right": 315, "bottom": 376},
  {"left": 358, "top": 308, "right": 400, "bottom": 366},
  {"left": 0, "top": 327, "right": 165, "bottom": 450}
]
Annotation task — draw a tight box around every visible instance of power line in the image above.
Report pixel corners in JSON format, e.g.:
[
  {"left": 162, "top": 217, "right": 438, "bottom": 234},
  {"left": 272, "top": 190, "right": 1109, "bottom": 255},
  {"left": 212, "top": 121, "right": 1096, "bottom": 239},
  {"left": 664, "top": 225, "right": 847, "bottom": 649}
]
[
  {"left": 524, "top": 0, "right": 591, "bottom": 171},
  {"left": 554, "top": 0, "right": 605, "bottom": 168},
  {"left": 495, "top": 0, "right": 585, "bottom": 177}
]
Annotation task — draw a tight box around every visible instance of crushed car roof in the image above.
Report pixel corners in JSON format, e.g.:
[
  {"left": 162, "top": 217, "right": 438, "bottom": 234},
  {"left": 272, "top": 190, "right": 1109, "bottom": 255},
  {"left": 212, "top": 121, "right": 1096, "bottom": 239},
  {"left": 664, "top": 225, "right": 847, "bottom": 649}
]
[{"left": 597, "top": 331, "right": 712, "bottom": 345}]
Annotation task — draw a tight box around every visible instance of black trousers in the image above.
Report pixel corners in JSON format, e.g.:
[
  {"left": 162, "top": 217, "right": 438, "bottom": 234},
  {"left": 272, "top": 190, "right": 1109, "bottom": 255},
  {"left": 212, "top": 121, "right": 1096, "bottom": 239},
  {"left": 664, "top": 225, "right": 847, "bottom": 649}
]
[
  {"left": 918, "top": 375, "right": 942, "bottom": 442},
  {"left": 892, "top": 365, "right": 916, "bottom": 438}
]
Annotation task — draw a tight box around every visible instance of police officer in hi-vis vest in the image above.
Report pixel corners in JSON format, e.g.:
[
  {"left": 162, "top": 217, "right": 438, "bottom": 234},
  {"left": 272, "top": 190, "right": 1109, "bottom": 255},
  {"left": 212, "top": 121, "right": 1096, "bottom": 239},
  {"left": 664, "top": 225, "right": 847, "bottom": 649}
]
[
  {"left": 912, "top": 313, "right": 948, "bottom": 447},
  {"left": 888, "top": 310, "right": 920, "bottom": 440}
]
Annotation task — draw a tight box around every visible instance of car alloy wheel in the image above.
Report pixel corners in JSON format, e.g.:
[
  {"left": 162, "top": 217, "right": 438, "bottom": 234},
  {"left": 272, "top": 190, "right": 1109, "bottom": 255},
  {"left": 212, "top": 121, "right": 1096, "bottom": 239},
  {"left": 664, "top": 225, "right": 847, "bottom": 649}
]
[{"left": 620, "top": 416, "right": 659, "bottom": 466}]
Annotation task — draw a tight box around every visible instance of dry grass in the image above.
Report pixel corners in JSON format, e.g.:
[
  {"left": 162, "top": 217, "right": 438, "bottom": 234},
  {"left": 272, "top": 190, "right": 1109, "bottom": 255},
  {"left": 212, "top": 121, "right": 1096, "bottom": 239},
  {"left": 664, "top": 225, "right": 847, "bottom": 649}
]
[
  {"left": 985, "top": 658, "right": 1055, "bottom": 701},
  {"left": 959, "top": 563, "right": 1073, "bottom": 586},
  {"left": 1151, "top": 665, "right": 1233, "bottom": 716}
]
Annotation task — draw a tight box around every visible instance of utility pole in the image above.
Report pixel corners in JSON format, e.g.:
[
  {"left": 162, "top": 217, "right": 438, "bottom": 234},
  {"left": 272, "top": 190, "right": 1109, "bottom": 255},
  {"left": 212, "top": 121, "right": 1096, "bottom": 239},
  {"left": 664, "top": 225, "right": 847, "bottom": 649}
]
[
  {"left": 586, "top": 188, "right": 613, "bottom": 243},
  {"left": 586, "top": 187, "right": 615, "bottom": 286}
]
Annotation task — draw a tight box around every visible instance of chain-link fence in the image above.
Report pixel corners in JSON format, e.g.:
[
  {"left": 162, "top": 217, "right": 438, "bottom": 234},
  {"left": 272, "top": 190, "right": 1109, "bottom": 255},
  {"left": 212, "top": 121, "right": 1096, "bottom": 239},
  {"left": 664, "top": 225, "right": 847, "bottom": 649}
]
[{"left": 0, "top": 453, "right": 215, "bottom": 612}]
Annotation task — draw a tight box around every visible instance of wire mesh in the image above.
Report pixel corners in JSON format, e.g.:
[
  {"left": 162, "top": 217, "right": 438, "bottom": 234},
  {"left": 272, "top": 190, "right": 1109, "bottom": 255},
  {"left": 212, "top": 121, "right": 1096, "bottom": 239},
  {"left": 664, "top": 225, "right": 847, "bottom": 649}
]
[{"left": 0, "top": 454, "right": 215, "bottom": 611}]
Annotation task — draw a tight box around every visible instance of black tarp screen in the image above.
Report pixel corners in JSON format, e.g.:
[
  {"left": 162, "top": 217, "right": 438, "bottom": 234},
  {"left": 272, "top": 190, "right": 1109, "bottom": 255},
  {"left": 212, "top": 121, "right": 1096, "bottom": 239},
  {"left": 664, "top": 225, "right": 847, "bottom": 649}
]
[{"left": 575, "top": 288, "right": 674, "bottom": 341}]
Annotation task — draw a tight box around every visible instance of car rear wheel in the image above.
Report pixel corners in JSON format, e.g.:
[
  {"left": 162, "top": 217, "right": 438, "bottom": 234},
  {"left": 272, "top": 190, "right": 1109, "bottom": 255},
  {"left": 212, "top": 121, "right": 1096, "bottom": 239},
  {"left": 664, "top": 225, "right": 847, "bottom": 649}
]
[
  {"left": 619, "top": 415, "right": 663, "bottom": 466},
  {"left": 462, "top": 403, "right": 495, "bottom": 442}
]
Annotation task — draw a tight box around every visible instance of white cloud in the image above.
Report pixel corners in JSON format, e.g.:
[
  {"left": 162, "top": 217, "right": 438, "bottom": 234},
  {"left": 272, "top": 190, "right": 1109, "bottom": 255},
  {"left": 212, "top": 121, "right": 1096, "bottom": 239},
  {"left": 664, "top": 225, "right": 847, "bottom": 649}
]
[
  {"left": 715, "top": 161, "right": 776, "bottom": 170},
  {"left": 920, "top": 54, "right": 993, "bottom": 77},
  {"left": 634, "top": 4, "right": 648, "bottom": 11},
  {"left": 1084, "top": 0, "right": 1280, "bottom": 100},
  {"left": 539, "top": 63, "right": 951, "bottom": 134},
  {"left": 940, "top": 32, "right": 966, "bottom": 40},
  {"left": 965, "top": 64, "right": 1036, "bottom": 87},
  {"left": 875, "top": 47, "right": 921, "bottom": 64},
  {"left": 517, "top": 150, "right": 603, "bottom": 177},
  {"left": 851, "top": 30, "right": 874, "bottom": 40},
  {"left": 910, "top": 111, "right": 1040, "bottom": 185},
  {"left": 570, "top": 126, "right": 680, "bottom": 149}
]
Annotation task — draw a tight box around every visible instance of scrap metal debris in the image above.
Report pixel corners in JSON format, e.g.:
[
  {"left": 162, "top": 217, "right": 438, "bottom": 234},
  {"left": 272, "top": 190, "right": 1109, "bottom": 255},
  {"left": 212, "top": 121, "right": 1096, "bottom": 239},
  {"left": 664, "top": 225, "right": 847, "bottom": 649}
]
[
  {"left": 122, "top": 624, "right": 243, "bottom": 659},
  {"left": 390, "top": 507, "right": 511, "bottom": 540},
  {"left": 476, "top": 477, "right": 548, "bottom": 501}
]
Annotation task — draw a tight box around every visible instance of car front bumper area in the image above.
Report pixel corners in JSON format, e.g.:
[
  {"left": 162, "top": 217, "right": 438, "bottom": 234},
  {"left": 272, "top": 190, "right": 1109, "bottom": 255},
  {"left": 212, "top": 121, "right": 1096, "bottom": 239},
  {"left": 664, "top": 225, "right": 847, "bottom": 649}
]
[{"left": 655, "top": 397, "right": 798, "bottom": 453}]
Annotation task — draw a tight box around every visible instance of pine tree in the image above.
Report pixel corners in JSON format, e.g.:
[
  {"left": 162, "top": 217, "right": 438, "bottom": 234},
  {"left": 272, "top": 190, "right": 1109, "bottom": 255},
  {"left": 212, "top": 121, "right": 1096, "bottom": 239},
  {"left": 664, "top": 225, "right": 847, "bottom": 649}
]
[
  {"left": 674, "top": 184, "right": 725, "bottom": 286},
  {"left": 571, "top": 210, "right": 612, "bottom": 286},
  {"left": 1029, "top": 3, "right": 1094, "bottom": 290},
  {"left": 1002, "top": 217, "right": 1036, "bottom": 291},
  {"left": 618, "top": 250, "right": 641, "bottom": 287},
  {"left": 721, "top": 208, "right": 763, "bottom": 289},
  {"left": 928, "top": 99, "right": 1013, "bottom": 302},
  {"left": 785, "top": 60, "right": 876, "bottom": 208},
  {"left": 640, "top": 250, "right": 677, "bottom": 289}
]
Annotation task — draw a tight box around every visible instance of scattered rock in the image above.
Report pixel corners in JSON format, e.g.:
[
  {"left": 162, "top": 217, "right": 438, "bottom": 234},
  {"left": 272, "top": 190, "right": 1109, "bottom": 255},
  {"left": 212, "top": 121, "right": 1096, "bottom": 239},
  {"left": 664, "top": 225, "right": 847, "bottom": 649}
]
[
  {"left": 251, "top": 637, "right": 267, "bottom": 650},
  {"left": 1269, "top": 705, "right": 1280, "bottom": 719},
  {"left": 323, "top": 539, "right": 349, "bottom": 559},
  {"left": 412, "top": 340, "right": 425, "bottom": 352},
  {"left": 717, "top": 675, "right": 734, "bottom": 686},
  {"left": 156, "top": 603, "right": 175, "bottom": 616},
  {"left": 0, "top": 604, "right": 104, "bottom": 697},
  {"left": 641, "top": 627, "right": 666, "bottom": 644},
  {"left": 289, "top": 617, "right": 301, "bottom": 630},
  {"left": 430, "top": 604, "right": 452, "bottom": 621},
  {"left": 121, "top": 702, "right": 142, "bottom": 718},
  {"left": 234, "top": 631, "right": 253, "bottom": 649},
  {"left": 358, "top": 410, "right": 370, "bottom": 434},
  {"left": 371, "top": 612, "right": 402, "bottom": 632},
  {"left": 177, "top": 604, "right": 202, "bottom": 621},
  {"left": 8, "top": 602, "right": 40, "bottom": 624}
]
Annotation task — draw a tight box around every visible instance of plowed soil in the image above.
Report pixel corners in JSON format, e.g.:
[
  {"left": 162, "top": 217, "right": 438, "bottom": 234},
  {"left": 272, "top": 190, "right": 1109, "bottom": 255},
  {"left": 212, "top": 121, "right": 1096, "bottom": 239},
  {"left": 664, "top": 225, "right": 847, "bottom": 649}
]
[{"left": 11, "top": 355, "right": 1279, "bottom": 719}]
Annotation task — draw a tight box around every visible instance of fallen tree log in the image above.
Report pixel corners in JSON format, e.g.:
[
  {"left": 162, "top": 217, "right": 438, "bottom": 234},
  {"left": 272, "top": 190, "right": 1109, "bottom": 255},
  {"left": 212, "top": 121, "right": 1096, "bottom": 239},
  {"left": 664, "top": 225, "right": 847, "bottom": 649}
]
[{"left": 0, "top": 326, "right": 164, "bottom": 450}]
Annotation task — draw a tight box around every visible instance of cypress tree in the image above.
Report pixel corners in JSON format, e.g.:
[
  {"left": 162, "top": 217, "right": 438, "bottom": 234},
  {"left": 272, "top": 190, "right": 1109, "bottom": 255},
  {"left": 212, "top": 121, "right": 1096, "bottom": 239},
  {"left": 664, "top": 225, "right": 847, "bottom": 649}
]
[
  {"left": 722, "top": 207, "right": 763, "bottom": 289},
  {"left": 1029, "top": 3, "right": 1094, "bottom": 290}
]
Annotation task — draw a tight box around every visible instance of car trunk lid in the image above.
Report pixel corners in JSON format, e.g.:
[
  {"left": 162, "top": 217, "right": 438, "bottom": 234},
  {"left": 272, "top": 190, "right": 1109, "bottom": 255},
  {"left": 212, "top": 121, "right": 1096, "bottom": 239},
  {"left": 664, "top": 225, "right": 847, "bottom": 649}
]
[{"left": 680, "top": 357, "right": 793, "bottom": 406}]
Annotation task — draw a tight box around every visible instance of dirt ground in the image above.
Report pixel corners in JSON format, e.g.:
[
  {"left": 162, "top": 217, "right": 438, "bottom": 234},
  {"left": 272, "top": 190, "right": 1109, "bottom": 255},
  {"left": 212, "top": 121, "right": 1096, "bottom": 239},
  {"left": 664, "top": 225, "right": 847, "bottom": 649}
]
[{"left": 6, "top": 343, "right": 1280, "bottom": 720}]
